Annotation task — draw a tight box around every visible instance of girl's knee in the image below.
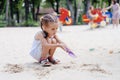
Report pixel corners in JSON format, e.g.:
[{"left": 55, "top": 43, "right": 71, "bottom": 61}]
[
  {"left": 52, "top": 38, "right": 57, "bottom": 44},
  {"left": 42, "top": 44, "right": 51, "bottom": 50}
]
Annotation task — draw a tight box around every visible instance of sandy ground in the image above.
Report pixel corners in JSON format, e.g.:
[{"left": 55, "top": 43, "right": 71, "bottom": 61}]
[{"left": 0, "top": 25, "right": 120, "bottom": 80}]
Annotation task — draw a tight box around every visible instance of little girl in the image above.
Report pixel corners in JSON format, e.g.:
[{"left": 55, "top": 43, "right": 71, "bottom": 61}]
[{"left": 30, "top": 13, "right": 68, "bottom": 66}]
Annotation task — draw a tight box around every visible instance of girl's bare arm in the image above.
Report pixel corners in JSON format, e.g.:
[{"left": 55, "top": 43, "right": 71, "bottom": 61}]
[
  {"left": 35, "top": 32, "right": 62, "bottom": 48},
  {"left": 54, "top": 35, "right": 68, "bottom": 51}
]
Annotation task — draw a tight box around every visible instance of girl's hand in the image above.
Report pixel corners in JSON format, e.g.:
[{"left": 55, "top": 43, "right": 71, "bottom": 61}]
[
  {"left": 59, "top": 43, "right": 71, "bottom": 53},
  {"left": 59, "top": 43, "right": 77, "bottom": 58},
  {"left": 59, "top": 43, "right": 67, "bottom": 51}
]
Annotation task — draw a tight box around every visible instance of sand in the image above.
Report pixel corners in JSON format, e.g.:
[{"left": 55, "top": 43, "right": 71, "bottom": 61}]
[{"left": 0, "top": 25, "right": 120, "bottom": 80}]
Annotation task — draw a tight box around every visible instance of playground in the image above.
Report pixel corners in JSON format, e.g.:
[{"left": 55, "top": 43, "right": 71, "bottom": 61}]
[{"left": 0, "top": 25, "right": 120, "bottom": 80}]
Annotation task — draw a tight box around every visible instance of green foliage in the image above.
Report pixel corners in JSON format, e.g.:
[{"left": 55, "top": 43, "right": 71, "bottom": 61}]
[
  {"left": 0, "top": 0, "right": 113, "bottom": 26},
  {"left": 20, "top": 20, "right": 39, "bottom": 27},
  {"left": 0, "top": 15, "right": 7, "bottom": 27},
  {"left": 0, "top": 21, "right": 7, "bottom": 27},
  {"left": 31, "top": 0, "right": 42, "bottom": 7},
  {"left": 77, "top": 14, "right": 83, "bottom": 25},
  {"left": 41, "top": 0, "right": 52, "bottom": 8},
  {"left": 0, "top": 0, "right": 6, "bottom": 14},
  {"left": 16, "top": 0, "right": 24, "bottom": 10},
  {"left": 59, "top": 0, "right": 67, "bottom": 8}
]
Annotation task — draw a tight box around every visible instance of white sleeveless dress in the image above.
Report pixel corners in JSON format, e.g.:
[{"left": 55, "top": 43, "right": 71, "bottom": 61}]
[{"left": 29, "top": 39, "right": 42, "bottom": 61}]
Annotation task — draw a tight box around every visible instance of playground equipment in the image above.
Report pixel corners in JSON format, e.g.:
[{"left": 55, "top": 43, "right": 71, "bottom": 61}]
[
  {"left": 58, "top": 8, "right": 73, "bottom": 25},
  {"left": 82, "top": 8, "right": 112, "bottom": 28},
  {"left": 104, "top": 11, "right": 112, "bottom": 24}
]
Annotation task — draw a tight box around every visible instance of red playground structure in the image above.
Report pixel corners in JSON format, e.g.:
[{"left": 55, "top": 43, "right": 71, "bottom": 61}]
[
  {"left": 82, "top": 8, "right": 107, "bottom": 28},
  {"left": 58, "top": 8, "right": 73, "bottom": 25}
]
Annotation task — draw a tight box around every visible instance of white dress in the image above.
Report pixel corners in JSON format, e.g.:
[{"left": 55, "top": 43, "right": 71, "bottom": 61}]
[{"left": 29, "top": 39, "right": 42, "bottom": 61}]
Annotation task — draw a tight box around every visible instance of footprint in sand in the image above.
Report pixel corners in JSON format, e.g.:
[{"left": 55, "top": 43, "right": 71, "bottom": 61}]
[
  {"left": 63, "top": 66, "right": 71, "bottom": 69},
  {"left": 3, "top": 64, "right": 24, "bottom": 73},
  {"left": 80, "top": 64, "right": 111, "bottom": 74}
]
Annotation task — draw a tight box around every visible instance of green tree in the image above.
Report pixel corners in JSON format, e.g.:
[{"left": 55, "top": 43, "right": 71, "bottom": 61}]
[
  {"left": 0, "top": 0, "right": 6, "bottom": 14},
  {"left": 31, "top": 0, "right": 42, "bottom": 21}
]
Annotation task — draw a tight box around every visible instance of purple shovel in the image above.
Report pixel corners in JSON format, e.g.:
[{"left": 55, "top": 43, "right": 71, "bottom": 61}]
[{"left": 66, "top": 48, "right": 76, "bottom": 58}]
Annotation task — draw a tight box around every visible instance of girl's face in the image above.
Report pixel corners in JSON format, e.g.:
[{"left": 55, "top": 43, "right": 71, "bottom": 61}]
[{"left": 44, "top": 22, "right": 59, "bottom": 37}]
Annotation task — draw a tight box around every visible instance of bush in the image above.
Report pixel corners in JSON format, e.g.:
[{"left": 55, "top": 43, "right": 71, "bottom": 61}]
[
  {"left": 0, "top": 21, "right": 7, "bottom": 27},
  {"left": 20, "top": 20, "right": 39, "bottom": 27},
  {"left": 0, "top": 15, "right": 7, "bottom": 27}
]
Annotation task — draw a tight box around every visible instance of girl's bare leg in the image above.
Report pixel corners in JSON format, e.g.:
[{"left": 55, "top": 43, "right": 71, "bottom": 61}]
[
  {"left": 40, "top": 43, "right": 51, "bottom": 66},
  {"left": 48, "top": 38, "right": 60, "bottom": 64},
  {"left": 40, "top": 40, "right": 51, "bottom": 59},
  {"left": 49, "top": 38, "right": 57, "bottom": 58},
  {"left": 41, "top": 38, "right": 59, "bottom": 64}
]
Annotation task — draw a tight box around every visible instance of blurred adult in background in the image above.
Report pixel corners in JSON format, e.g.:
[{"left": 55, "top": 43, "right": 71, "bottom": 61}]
[{"left": 104, "top": 0, "right": 120, "bottom": 28}]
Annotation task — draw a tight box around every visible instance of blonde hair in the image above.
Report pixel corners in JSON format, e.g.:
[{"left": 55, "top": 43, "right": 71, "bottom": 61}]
[
  {"left": 40, "top": 13, "right": 58, "bottom": 38},
  {"left": 40, "top": 14, "right": 58, "bottom": 26}
]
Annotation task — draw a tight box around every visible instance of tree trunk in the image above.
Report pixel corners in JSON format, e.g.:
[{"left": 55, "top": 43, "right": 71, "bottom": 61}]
[
  {"left": 74, "top": 0, "right": 77, "bottom": 24},
  {"left": 0, "top": 0, "right": 4, "bottom": 12},
  {"left": 108, "top": 0, "right": 111, "bottom": 6},
  {"left": 84, "top": 0, "right": 90, "bottom": 14},
  {"left": 10, "top": 0, "right": 13, "bottom": 20},
  {"left": 31, "top": 1, "right": 36, "bottom": 20},
  {"left": 24, "top": 0, "right": 29, "bottom": 21},
  {"left": 76, "top": 0, "right": 81, "bottom": 23},
  {"left": 55, "top": 0, "right": 60, "bottom": 13},
  {"left": 16, "top": 10, "right": 20, "bottom": 23},
  {"left": 49, "top": 0, "right": 56, "bottom": 12},
  {"left": 36, "top": 5, "right": 40, "bottom": 21},
  {"left": 66, "top": 0, "right": 75, "bottom": 24},
  {"left": 108, "top": 0, "right": 111, "bottom": 11},
  {"left": 15, "top": 0, "right": 19, "bottom": 23},
  {"left": 86, "top": 0, "right": 90, "bottom": 13}
]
